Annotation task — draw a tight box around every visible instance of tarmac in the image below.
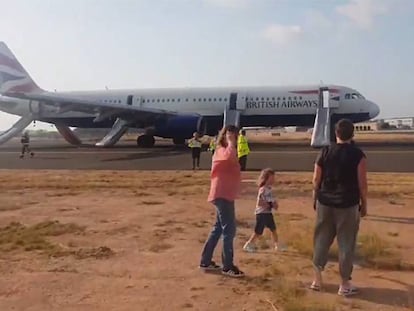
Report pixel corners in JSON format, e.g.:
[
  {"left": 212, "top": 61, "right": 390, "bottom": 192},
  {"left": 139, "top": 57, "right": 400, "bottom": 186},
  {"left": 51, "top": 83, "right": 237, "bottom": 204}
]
[{"left": 1, "top": 139, "right": 413, "bottom": 172}]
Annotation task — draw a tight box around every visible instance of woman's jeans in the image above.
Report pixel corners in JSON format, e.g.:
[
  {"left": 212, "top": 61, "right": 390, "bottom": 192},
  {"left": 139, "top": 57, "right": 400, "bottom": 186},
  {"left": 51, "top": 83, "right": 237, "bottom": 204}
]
[{"left": 200, "top": 199, "right": 236, "bottom": 270}]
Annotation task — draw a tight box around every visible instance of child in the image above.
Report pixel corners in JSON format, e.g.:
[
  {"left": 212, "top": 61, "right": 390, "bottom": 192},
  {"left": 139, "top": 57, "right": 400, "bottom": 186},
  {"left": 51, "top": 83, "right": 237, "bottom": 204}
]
[
  {"left": 188, "top": 132, "right": 202, "bottom": 170},
  {"left": 243, "top": 168, "right": 280, "bottom": 252}
]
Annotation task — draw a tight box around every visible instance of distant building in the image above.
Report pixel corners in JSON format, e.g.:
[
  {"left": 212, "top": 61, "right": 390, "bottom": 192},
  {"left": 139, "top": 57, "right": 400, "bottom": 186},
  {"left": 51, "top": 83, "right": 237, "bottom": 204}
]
[
  {"left": 354, "top": 121, "right": 380, "bottom": 132},
  {"left": 382, "top": 117, "right": 414, "bottom": 129}
]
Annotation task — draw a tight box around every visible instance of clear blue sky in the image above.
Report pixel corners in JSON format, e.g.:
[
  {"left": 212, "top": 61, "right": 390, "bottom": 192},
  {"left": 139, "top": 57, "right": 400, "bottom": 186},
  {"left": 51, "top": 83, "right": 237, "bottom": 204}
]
[{"left": 0, "top": 0, "right": 413, "bottom": 130}]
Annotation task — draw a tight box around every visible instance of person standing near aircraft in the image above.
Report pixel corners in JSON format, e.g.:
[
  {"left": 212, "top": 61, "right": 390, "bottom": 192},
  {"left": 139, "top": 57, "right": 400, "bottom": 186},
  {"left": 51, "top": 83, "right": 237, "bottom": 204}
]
[
  {"left": 237, "top": 130, "right": 250, "bottom": 171},
  {"left": 20, "top": 131, "right": 34, "bottom": 159},
  {"left": 199, "top": 125, "right": 244, "bottom": 278},
  {"left": 311, "top": 119, "right": 368, "bottom": 296},
  {"left": 208, "top": 135, "right": 217, "bottom": 155},
  {"left": 188, "top": 132, "right": 202, "bottom": 170}
]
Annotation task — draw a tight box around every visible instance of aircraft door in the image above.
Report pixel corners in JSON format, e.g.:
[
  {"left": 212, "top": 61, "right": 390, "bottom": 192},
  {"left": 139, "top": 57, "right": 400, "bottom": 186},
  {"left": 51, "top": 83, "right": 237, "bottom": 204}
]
[
  {"left": 229, "top": 93, "right": 237, "bottom": 110},
  {"left": 127, "top": 95, "right": 133, "bottom": 106}
]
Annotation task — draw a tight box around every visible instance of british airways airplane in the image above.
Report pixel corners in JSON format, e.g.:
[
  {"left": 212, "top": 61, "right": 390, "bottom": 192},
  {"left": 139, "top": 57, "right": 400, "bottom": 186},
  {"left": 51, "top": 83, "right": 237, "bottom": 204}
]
[{"left": 0, "top": 42, "right": 379, "bottom": 147}]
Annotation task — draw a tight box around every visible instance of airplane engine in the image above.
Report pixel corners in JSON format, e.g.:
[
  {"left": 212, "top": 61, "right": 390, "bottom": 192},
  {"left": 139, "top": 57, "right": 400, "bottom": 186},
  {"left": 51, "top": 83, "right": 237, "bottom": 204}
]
[{"left": 154, "top": 115, "right": 206, "bottom": 139}]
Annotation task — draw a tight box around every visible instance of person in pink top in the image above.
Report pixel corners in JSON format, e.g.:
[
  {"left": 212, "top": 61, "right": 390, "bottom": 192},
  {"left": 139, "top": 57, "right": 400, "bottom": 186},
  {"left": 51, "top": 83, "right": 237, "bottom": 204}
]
[{"left": 199, "top": 125, "right": 244, "bottom": 278}]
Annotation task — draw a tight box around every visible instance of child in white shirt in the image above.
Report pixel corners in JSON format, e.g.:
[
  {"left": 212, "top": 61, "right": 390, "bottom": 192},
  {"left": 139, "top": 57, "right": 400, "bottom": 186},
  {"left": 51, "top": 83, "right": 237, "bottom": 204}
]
[{"left": 243, "top": 168, "right": 280, "bottom": 252}]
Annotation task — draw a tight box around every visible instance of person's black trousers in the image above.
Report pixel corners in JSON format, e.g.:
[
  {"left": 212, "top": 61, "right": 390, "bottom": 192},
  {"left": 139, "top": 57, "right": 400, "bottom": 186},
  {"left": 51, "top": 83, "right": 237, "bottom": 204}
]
[{"left": 239, "top": 155, "right": 247, "bottom": 171}]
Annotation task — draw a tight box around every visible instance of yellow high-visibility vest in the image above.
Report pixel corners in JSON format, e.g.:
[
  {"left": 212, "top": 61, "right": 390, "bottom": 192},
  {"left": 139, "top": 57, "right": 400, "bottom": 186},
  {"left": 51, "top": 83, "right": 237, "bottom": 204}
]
[
  {"left": 237, "top": 135, "right": 250, "bottom": 158},
  {"left": 188, "top": 138, "right": 202, "bottom": 148},
  {"left": 208, "top": 138, "right": 216, "bottom": 151}
]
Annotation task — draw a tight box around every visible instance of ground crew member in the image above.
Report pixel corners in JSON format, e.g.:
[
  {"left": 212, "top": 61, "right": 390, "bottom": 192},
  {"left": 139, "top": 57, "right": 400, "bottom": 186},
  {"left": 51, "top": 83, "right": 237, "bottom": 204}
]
[
  {"left": 20, "top": 131, "right": 34, "bottom": 159},
  {"left": 208, "top": 135, "right": 217, "bottom": 155},
  {"left": 237, "top": 129, "right": 250, "bottom": 171},
  {"left": 188, "top": 132, "right": 203, "bottom": 170}
]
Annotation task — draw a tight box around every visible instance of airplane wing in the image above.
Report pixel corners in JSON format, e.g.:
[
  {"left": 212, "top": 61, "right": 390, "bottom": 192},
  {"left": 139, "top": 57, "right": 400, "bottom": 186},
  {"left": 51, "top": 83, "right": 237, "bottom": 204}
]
[{"left": 3, "top": 91, "right": 180, "bottom": 121}]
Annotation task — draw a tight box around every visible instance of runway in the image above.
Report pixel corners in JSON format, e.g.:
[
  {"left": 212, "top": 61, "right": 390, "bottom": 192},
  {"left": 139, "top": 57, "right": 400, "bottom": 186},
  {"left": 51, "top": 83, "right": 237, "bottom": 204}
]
[{"left": 1, "top": 139, "right": 413, "bottom": 172}]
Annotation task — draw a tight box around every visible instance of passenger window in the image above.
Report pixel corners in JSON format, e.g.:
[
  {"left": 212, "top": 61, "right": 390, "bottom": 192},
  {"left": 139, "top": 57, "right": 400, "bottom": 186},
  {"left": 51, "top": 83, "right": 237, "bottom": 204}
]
[
  {"left": 219, "top": 98, "right": 222, "bottom": 101},
  {"left": 157, "top": 99, "right": 160, "bottom": 103},
  {"left": 203, "top": 98, "right": 206, "bottom": 102},
  {"left": 172, "top": 99, "right": 175, "bottom": 102},
  {"left": 272, "top": 97, "right": 275, "bottom": 101},
  {"left": 208, "top": 98, "right": 211, "bottom": 102},
  {"left": 345, "top": 94, "right": 350, "bottom": 99}
]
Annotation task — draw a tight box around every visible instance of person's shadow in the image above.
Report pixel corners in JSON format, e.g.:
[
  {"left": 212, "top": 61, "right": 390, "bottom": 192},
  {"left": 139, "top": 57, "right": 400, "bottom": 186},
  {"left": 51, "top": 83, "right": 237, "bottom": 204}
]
[{"left": 323, "top": 279, "right": 413, "bottom": 309}]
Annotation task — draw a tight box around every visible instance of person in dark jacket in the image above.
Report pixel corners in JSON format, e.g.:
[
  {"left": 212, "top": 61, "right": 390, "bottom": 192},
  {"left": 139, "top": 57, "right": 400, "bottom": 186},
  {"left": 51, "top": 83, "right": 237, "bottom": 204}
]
[{"left": 310, "top": 119, "right": 368, "bottom": 297}]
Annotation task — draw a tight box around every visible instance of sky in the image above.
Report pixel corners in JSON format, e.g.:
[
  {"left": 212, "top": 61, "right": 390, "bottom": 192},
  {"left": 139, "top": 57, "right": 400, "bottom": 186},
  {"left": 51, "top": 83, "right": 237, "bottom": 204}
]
[{"left": 0, "top": 0, "right": 413, "bottom": 130}]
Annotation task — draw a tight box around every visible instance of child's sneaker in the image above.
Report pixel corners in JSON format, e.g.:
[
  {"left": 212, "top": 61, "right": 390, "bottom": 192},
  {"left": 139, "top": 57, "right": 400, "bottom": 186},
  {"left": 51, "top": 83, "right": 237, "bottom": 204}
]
[
  {"left": 222, "top": 265, "right": 245, "bottom": 278},
  {"left": 243, "top": 243, "right": 256, "bottom": 253},
  {"left": 275, "top": 244, "right": 287, "bottom": 252},
  {"left": 338, "top": 285, "right": 359, "bottom": 297},
  {"left": 199, "top": 261, "right": 221, "bottom": 271}
]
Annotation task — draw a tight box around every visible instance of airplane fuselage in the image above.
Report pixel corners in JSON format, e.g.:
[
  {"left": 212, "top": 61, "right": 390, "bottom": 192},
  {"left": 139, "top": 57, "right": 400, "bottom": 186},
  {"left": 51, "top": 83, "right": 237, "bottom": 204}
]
[{"left": 0, "top": 85, "right": 379, "bottom": 138}]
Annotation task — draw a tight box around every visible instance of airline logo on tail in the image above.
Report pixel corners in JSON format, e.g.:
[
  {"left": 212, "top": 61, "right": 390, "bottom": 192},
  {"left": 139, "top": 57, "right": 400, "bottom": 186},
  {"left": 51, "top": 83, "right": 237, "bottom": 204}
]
[{"left": 0, "top": 42, "right": 41, "bottom": 94}]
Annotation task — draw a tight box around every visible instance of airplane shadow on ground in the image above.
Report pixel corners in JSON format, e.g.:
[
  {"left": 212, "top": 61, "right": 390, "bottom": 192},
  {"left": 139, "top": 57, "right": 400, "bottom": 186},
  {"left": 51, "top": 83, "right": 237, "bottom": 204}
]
[
  {"left": 366, "top": 215, "right": 414, "bottom": 225},
  {"left": 101, "top": 150, "right": 189, "bottom": 162},
  {"left": 322, "top": 282, "right": 413, "bottom": 308}
]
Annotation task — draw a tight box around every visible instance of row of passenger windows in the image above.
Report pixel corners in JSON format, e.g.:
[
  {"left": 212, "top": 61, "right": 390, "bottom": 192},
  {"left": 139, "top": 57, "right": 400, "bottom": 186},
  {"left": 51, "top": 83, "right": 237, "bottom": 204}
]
[
  {"left": 101, "top": 95, "right": 305, "bottom": 104},
  {"left": 140, "top": 96, "right": 304, "bottom": 104},
  {"left": 142, "top": 97, "right": 229, "bottom": 104}
]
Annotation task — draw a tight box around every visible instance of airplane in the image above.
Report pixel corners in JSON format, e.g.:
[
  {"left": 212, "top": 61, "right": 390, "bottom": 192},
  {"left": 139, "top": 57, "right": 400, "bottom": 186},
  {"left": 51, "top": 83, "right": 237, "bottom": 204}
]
[{"left": 0, "top": 42, "right": 380, "bottom": 148}]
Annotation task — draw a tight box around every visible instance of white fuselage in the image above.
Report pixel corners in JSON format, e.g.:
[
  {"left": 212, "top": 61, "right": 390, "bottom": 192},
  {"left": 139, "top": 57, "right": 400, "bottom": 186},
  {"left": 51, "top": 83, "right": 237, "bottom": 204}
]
[{"left": 0, "top": 85, "right": 379, "bottom": 123}]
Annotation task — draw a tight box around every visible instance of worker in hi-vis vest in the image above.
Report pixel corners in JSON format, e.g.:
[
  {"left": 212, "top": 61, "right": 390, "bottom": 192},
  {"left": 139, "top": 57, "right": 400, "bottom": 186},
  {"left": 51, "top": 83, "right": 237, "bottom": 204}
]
[
  {"left": 188, "top": 132, "right": 203, "bottom": 170},
  {"left": 208, "top": 135, "right": 217, "bottom": 155},
  {"left": 237, "top": 129, "right": 250, "bottom": 171}
]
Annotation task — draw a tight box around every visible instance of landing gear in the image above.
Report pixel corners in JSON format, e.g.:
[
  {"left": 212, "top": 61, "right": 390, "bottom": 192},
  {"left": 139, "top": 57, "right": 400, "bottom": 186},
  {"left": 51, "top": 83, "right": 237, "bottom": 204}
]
[
  {"left": 172, "top": 137, "right": 186, "bottom": 146},
  {"left": 137, "top": 135, "right": 155, "bottom": 148}
]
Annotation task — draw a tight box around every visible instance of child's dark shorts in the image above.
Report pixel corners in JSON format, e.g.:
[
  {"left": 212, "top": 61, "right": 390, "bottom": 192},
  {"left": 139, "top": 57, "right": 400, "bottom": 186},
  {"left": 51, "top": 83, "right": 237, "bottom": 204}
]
[{"left": 254, "top": 213, "right": 276, "bottom": 235}]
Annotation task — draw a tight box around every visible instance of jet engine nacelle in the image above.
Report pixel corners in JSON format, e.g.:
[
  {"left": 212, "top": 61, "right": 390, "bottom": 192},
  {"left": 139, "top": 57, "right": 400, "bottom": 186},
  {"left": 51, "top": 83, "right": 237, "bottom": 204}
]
[{"left": 154, "top": 115, "right": 206, "bottom": 139}]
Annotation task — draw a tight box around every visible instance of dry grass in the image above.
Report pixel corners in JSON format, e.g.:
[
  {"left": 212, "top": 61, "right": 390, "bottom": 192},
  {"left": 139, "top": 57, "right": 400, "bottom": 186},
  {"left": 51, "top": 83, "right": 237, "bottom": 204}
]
[
  {"left": 74, "top": 246, "right": 115, "bottom": 259},
  {"left": 0, "top": 220, "right": 84, "bottom": 255}
]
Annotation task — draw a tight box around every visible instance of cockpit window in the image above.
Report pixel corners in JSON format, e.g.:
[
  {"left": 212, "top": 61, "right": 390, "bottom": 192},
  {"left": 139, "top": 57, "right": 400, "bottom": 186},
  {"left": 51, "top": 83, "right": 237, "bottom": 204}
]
[{"left": 345, "top": 93, "right": 365, "bottom": 100}]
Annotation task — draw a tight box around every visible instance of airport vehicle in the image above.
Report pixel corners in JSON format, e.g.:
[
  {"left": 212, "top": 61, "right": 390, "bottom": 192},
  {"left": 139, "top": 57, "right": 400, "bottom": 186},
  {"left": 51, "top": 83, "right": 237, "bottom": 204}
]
[{"left": 0, "top": 42, "right": 380, "bottom": 147}]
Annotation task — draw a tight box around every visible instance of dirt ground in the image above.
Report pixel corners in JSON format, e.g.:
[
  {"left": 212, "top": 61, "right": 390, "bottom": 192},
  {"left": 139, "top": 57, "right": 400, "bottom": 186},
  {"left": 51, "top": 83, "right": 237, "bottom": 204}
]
[{"left": 0, "top": 171, "right": 413, "bottom": 311}]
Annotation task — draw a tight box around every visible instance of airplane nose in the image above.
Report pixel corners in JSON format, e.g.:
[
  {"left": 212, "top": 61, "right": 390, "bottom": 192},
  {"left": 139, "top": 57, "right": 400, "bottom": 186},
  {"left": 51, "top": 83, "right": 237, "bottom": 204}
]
[{"left": 368, "top": 101, "right": 380, "bottom": 119}]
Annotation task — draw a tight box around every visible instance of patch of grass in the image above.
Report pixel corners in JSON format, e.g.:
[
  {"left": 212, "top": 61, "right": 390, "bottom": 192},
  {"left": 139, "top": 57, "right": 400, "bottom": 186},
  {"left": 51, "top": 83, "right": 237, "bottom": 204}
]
[
  {"left": 0, "top": 221, "right": 85, "bottom": 255},
  {"left": 357, "top": 233, "right": 414, "bottom": 271},
  {"left": 74, "top": 246, "right": 114, "bottom": 259},
  {"left": 387, "top": 232, "right": 399, "bottom": 237},
  {"left": 141, "top": 200, "right": 165, "bottom": 205},
  {"left": 148, "top": 242, "right": 173, "bottom": 253}
]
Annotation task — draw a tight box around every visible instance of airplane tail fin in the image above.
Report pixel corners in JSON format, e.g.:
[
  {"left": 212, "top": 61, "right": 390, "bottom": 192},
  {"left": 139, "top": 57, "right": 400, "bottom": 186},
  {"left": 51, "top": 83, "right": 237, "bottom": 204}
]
[{"left": 0, "top": 42, "right": 42, "bottom": 94}]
